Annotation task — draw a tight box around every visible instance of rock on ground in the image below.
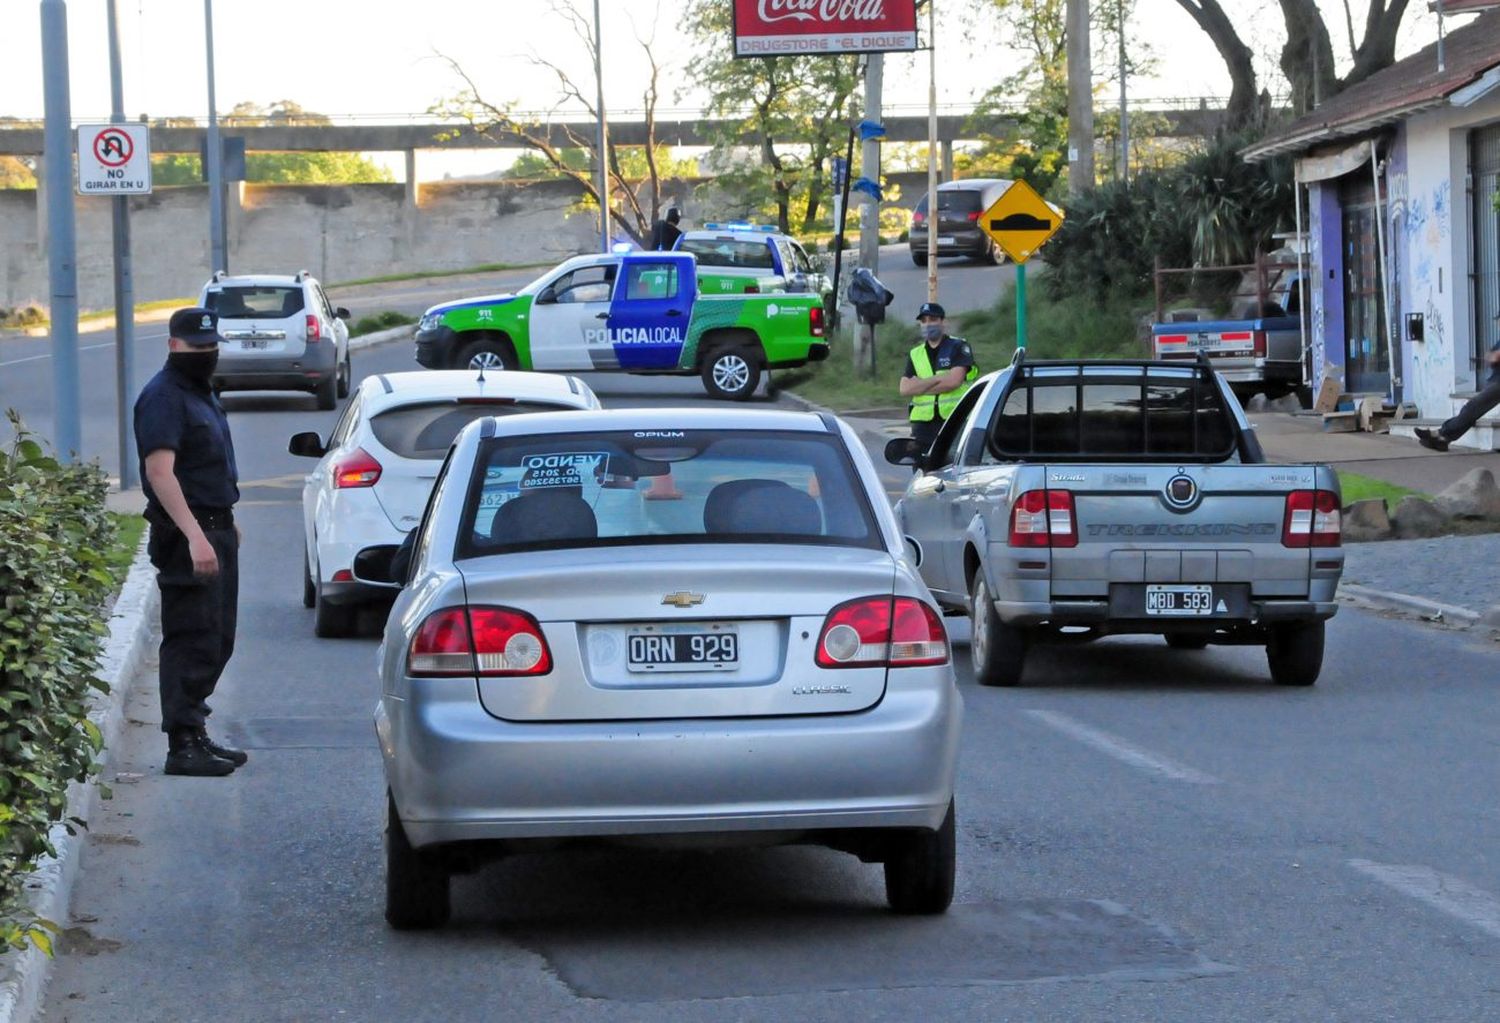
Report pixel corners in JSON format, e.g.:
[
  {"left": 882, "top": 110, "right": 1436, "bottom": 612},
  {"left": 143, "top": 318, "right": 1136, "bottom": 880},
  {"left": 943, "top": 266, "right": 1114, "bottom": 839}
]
[
  {"left": 1393, "top": 496, "right": 1451, "bottom": 538},
  {"left": 1342, "top": 498, "right": 1393, "bottom": 542},
  {"left": 1434, "top": 468, "right": 1500, "bottom": 520}
]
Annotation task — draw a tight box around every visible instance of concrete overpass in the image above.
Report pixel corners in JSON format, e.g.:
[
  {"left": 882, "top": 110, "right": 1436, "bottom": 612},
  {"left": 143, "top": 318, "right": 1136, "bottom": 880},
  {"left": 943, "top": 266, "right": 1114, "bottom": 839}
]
[{"left": 0, "top": 105, "right": 1235, "bottom": 158}]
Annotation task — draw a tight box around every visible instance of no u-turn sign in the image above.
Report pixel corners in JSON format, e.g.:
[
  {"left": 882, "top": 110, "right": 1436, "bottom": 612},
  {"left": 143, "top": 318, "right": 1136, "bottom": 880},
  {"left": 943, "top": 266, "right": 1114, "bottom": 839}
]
[{"left": 77, "top": 123, "right": 152, "bottom": 195}]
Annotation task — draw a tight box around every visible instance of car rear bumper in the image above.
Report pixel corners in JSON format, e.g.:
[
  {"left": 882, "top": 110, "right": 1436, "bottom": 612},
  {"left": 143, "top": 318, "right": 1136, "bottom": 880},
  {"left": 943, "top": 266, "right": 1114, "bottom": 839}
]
[
  {"left": 908, "top": 226, "right": 989, "bottom": 257},
  {"left": 378, "top": 673, "right": 962, "bottom": 847},
  {"left": 994, "top": 597, "right": 1340, "bottom": 629},
  {"left": 214, "top": 345, "right": 335, "bottom": 392}
]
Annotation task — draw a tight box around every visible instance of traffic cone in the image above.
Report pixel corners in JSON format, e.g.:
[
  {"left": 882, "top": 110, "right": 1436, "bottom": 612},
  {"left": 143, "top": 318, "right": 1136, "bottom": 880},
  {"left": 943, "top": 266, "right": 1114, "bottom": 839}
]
[{"left": 644, "top": 468, "right": 683, "bottom": 501}]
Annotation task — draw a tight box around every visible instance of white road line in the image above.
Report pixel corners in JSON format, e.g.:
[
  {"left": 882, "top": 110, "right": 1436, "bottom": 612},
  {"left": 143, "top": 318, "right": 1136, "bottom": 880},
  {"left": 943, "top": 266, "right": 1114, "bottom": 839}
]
[
  {"left": 0, "top": 333, "right": 168, "bottom": 368},
  {"left": 1348, "top": 859, "right": 1500, "bottom": 939},
  {"left": 1024, "top": 709, "right": 1221, "bottom": 785}
]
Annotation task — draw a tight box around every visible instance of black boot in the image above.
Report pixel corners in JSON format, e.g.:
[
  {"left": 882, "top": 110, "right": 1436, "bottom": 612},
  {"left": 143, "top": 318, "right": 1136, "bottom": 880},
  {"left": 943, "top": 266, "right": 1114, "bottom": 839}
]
[
  {"left": 165, "top": 730, "right": 235, "bottom": 777},
  {"left": 197, "top": 728, "right": 248, "bottom": 767},
  {"left": 1415, "top": 427, "right": 1451, "bottom": 452}
]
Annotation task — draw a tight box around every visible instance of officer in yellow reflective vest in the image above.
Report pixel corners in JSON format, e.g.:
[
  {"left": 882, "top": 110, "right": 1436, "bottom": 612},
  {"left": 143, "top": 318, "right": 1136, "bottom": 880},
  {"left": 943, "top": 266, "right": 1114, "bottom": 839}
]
[{"left": 899, "top": 302, "right": 977, "bottom": 451}]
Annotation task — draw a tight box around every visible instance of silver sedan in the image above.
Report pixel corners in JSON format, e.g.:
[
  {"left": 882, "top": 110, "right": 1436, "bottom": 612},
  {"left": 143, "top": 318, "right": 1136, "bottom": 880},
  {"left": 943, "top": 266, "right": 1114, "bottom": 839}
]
[{"left": 374, "top": 406, "right": 963, "bottom": 928}]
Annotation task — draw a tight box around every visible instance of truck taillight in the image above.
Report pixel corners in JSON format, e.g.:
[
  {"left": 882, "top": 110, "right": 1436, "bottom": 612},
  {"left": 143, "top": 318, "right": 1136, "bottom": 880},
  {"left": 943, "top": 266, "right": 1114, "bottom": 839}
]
[
  {"left": 816, "top": 596, "right": 948, "bottom": 668},
  {"left": 332, "top": 447, "right": 382, "bottom": 488},
  {"left": 306, "top": 314, "right": 322, "bottom": 342},
  {"left": 1008, "top": 490, "right": 1078, "bottom": 548},
  {"left": 1282, "top": 490, "right": 1341, "bottom": 548},
  {"left": 407, "top": 606, "right": 552, "bottom": 677},
  {"left": 1252, "top": 330, "right": 1267, "bottom": 356},
  {"left": 809, "top": 305, "right": 825, "bottom": 337}
]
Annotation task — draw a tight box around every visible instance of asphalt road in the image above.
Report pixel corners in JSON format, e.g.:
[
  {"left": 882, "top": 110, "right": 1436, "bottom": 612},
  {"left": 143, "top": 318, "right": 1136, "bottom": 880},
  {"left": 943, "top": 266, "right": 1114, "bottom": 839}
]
[
  {"left": 39, "top": 332, "right": 1500, "bottom": 1022},
  {"left": 0, "top": 244, "right": 1009, "bottom": 476}
]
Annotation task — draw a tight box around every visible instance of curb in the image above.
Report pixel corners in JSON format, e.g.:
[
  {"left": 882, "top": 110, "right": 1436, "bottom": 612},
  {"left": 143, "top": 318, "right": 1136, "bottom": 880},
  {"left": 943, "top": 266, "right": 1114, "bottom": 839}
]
[
  {"left": 349, "top": 324, "right": 415, "bottom": 353},
  {"left": 0, "top": 539, "right": 159, "bottom": 1023},
  {"left": 1337, "top": 582, "right": 1483, "bottom": 628}
]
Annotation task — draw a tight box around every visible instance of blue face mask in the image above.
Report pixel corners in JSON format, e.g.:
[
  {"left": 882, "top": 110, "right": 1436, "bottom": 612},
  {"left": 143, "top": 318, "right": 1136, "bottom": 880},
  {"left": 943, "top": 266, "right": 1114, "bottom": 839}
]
[{"left": 921, "top": 323, "right": 943, "bottom": 341}]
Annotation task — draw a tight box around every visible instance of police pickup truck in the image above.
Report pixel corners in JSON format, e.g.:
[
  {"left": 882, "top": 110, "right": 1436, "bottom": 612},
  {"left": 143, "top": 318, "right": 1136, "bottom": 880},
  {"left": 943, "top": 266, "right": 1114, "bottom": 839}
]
[
  {"left": 886, "top": 353, "right": 1344, "bottom": 687},
  {"left": 414, "top": 251, "right": 828, "bottom": 400},
  {"left": 673, "top": 223, "right": 831, "bottom": 301}
]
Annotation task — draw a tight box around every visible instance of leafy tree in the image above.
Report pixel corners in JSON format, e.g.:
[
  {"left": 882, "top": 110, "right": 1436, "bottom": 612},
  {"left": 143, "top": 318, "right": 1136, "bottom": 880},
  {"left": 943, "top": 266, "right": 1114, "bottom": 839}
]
[
  {"left": 0, "top": 156, "right": 36, "bottom": 190},
  {"left": 149, "top": 151, "right": 392, "bottom": 185},
  {"left": 431, "top": 0, "right": 678, "bottom": 246},
  {"left": 1173, "top": 0, "right": 1414, "bottom": 129},
  {"left": 682, "top": 0, "right": 862, "bottom": 233}
]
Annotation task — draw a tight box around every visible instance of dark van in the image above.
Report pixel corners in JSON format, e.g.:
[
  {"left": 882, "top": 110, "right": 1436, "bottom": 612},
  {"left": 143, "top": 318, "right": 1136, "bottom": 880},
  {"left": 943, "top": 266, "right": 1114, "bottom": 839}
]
[{"left": 908, "top": 178, "right": 1011, "bottom": 266}]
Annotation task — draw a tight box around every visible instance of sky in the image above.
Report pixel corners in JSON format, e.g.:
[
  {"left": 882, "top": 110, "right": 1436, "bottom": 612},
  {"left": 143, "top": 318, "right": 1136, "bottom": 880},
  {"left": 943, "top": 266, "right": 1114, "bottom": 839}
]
[{"left": 1, "top": 0, "right": 1464, "bottom": 176}]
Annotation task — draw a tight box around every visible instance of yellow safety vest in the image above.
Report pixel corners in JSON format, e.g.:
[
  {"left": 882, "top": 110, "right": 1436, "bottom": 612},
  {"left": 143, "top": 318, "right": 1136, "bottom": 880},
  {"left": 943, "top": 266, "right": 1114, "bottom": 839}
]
[{"left": 909, "top": 341, "right": 978, "bottom": 422}]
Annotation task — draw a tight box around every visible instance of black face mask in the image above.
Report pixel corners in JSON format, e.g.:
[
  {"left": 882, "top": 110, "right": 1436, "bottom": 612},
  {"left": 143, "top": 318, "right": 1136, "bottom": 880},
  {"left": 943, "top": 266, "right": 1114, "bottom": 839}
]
[{"left": 168, "top": 348, "right": 219, "bottom": 383}]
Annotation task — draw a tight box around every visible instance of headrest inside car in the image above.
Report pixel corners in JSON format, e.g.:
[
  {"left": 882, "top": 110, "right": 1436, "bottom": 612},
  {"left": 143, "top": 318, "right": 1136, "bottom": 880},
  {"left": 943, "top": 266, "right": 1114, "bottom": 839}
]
[
  {"left": 703, "top": 479, "right": 821, "bottom": 537},
  {"left": 487, "top": 488, "right": 598, "bottom": 546}
]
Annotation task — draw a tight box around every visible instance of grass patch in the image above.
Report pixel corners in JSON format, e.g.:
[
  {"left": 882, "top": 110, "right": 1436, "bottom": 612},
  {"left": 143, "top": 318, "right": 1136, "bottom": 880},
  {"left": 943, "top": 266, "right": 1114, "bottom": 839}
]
[
  {"left": 105, "top": 511, "right": 147, "bottom": 588},
  {"left": 782, "top": 281, "right": 1154, "bottom": 412},
  {"left": 330, "top": 262, "right": 549, "bottom": 288},
  {"left": 351, "top": 311, "right": 417, "bottom": 337},
  {"left": 1336, "top": 471, "right": 1427, "bottom": 506}
]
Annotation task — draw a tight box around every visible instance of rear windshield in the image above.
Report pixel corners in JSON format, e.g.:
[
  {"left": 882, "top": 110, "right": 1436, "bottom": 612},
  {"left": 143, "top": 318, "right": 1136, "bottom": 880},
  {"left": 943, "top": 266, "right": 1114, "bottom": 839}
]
[
  {"left": 990, "top": 367, "right": 1237, "bottom": 460},
  {"left": 677, "top": 237, "right": 776, "bottom": 270},
  {"left": 456, "top": 430, "right": 881, "bottom": 558},
  {"left": 369, "top": 401, "right": 572, "bottom": 460},
  {"left": 939, "top": 190, "right": 985, "bottom": 213},
  {"left": 204, "top": 285, "right": 304, "bottom": 319}
]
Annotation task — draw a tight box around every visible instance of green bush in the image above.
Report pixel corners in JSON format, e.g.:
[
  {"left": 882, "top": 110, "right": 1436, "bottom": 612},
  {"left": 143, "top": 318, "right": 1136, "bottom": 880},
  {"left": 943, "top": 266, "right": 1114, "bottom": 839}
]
[
  {"left": 0, "top": 411, "right": 116, "bottom": 956},
  {"left": 350, "top": 311, "right": 417, "bottom": 337},
  {"left": 0, "top": 306, "right": 46, "bottom": 331}
]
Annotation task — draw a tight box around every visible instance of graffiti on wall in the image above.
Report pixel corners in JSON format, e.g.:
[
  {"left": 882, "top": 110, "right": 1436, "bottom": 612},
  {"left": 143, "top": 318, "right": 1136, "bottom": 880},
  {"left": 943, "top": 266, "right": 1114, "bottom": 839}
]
[{"left": 1402, "top": 178, "right": 1454, "bottom": 414}]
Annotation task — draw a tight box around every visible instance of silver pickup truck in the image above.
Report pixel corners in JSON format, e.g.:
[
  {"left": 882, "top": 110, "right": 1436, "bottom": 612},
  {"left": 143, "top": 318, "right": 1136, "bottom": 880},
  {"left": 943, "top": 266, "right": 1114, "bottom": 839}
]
[{"left": 885, "top": 354, "right": 1344, "bottom": 687}]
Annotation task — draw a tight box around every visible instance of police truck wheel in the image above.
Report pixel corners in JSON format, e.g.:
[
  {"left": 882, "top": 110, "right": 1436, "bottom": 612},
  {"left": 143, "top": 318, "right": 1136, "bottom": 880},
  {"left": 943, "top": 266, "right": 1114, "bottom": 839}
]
[
  {"left": 970, "top": 572, "right": 1027, "bottom": 687},
  {"left": 457, "top": 339, "right": 517, "bottom": 372},
  {"left": 314, "top": 374, "right": 337, "bottom": 411},
  {"left": 701, "top": 347, "right": 761, "bottom": 401},
  {"left": 1266, "top": 620, "right": 1324, "bottom": 687},
  {"left": 883, "top": 799, "right": 956, "bottom": 915},
  {"left": 385, "top": 792, "right": 451, "bottom": 930}
]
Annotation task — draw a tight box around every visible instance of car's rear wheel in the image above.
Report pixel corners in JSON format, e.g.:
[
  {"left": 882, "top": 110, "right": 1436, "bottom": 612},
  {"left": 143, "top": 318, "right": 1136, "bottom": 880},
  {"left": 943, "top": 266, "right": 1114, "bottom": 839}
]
[
  {"left": 884, "top": 799, "right": 956, "bottom": 915},
  {"left": 312, "top": 557, "right": 355, "bottom": 638},
  {"left": 457, "top": 338, "right": 517, "bottom": 372},
  {"left": 1266, "top": 620, "right": 1324, "bottom": 686},
  {"left": 314, "top": 374, "right": 337, "bottom": 411},
  {"left": 385, "top": 792, "right": 451, "bottom": 930},
  {"left": 701, "top": 346, "right": 762, "bottom": 401},
  {"left": 911, "top": 250, "right": 928, "bottom": 267},
  {"left": 970, "top": 572, "right": 1027, "bottom": 686},
  {"left": 336, "top": 351, "right": 351, "bottom": 399},
  {"left": 1165, "top": 634, "right": 1209, "bottom": 650},
  {"left": 301, "top": 548, "right": 315, "bottom": 609},
  {"left": 979, "top": 240, "right": 1000, "bottom": 266}
]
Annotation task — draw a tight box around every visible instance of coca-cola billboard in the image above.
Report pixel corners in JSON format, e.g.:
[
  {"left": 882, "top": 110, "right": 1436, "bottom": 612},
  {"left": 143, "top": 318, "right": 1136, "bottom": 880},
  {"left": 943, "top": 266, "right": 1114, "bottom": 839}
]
[{"left": 733, "top": 0, "right": 918, "bottom": 57}]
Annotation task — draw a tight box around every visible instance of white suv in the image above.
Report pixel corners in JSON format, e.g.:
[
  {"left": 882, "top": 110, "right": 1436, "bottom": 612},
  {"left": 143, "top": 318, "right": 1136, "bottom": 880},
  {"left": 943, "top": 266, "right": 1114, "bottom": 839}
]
[{"left": 200, "top": 270, "right": 352, "bottom": 410}]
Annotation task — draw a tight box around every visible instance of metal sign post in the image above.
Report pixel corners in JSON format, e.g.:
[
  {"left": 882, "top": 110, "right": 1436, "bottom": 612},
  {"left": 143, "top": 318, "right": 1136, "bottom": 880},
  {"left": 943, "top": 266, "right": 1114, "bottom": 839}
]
[
  {"left": 41, "top": 0, "right": 81, "bottom": 461},
  {"left": 107, "top": 0, "right": 137, "bottom": 488},
  {"left": 979, "top": 180, "right": 1064, "bottom": 352}
]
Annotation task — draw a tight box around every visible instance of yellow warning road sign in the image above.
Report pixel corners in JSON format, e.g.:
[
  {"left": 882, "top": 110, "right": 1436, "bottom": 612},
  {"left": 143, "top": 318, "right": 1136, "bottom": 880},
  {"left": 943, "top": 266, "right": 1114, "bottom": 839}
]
[{"left": 979, "top": 180, "right": 1062, "bottom": 264}]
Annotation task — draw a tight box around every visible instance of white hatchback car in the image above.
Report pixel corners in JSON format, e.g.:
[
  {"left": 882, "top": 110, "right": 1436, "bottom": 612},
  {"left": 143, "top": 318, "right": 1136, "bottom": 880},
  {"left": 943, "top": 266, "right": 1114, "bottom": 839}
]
[
  {"left": 287, "top": 369, "right": 601, "bottom": 636},
  {"left": 201, "top": 270, "right": 352, "bottom": 410},
  {"left": 374, "top": 407, "right": 963, "bottom": 929}
]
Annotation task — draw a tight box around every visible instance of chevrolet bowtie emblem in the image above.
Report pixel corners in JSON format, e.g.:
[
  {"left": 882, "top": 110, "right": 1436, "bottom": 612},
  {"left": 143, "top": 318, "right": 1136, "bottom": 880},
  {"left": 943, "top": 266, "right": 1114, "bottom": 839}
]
[{"left": 661, "top": 591, "right": 705, "bottom": 608}]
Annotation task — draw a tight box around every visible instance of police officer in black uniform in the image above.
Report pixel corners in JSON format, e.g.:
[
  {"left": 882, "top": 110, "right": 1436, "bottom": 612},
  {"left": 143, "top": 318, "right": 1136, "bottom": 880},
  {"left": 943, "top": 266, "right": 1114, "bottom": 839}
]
[
  {"left": 134, "top": 308, "right": 248, "bottom": 777},
  {"left": 899, "top": 302, "right": 978, "bottom": 451},
  {"left": 648, "top": 206, "right": 683, "bottom": 251}
]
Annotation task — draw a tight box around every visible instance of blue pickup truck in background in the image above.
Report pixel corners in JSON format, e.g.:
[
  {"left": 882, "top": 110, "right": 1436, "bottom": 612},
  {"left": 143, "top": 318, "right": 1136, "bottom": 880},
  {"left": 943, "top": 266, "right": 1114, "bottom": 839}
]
[{"left": 1152, "top": 254, "right": 1308, "bottom": 403}]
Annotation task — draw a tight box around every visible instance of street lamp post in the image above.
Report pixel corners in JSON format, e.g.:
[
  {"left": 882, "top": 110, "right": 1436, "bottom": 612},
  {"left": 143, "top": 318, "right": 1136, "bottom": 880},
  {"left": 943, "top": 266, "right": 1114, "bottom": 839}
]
[
  {"left": 40, "top": 0, "right": 81, "bottom": 461},
  {"left": 108, "top": 0, "right": 137, "bottom": 487},
  {"left": 204, "top": 0, "right": 226, "bottom": 274},
  {"left": 593, "top": 0, "right": 610, "bottom": 252},
  {"left": 925, "top": 0, "right": 938, "bottom": 302}
]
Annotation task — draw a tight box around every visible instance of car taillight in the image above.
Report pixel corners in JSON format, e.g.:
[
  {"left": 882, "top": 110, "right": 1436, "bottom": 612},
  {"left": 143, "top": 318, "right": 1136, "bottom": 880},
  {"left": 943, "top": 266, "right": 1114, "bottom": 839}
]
[
  {"left": 1008, "top": 490, "right": 1077, "bottom": 548},
  {"left": 816, "top": 596, "right": 948, "bottom": 668},
  {"left": 333, "top": 447, "right": 382, "bottom": 488},
  {"left": 306, "top": 314, "right": 321, "bottom": 342},
  {"left": 912, "top": 210, "right": 926, "bottom": 224},
  {"left": 809, "top": 305, "right": 825, "bottom": 337},
  {"left": 407, "top": 606, "right": 552, "bottom": 678},
  {"left": 966, "top": 210, "right": 982, "bottom": 222},
  {"left": 1282, "top": 490, "right": 1341, "bottom": 548}
]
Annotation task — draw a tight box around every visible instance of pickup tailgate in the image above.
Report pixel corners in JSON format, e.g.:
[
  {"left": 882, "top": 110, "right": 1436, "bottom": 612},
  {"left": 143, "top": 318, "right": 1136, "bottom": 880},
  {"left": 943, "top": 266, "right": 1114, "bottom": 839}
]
[
  {"left": 1152, "top": 320, "right": 1260, "bottom": 362},
  {"left": 1038, "top": 463, "right": 1335, "bottom": 606}
]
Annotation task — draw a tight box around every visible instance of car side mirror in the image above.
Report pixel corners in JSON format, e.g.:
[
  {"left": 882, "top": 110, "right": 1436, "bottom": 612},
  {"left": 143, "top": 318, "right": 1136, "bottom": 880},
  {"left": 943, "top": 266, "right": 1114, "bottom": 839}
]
[
  {"left": 288, "top": 431, "right": 326, "bottom": 458},
  {"left": 884, "top": 436, "right": 923, "bottom": 468},
  {"left": 387, "top": 529, "right": 417, "bottom": 587},
  {"left": 335, "top": 306, "right": 351, "bottom": 320},
  {"left": 536, "top": 286, "right": 556, "bottom": 305}
]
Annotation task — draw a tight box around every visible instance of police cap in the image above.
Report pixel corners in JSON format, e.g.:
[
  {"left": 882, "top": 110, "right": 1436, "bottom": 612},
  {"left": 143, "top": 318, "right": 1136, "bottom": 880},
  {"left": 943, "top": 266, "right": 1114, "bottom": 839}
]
[
  {"left": 915, "top": 302, "right": 946, "bottom": 320},
  {"left": 169, "top": 307, "right": 224, "bottom": 347}
]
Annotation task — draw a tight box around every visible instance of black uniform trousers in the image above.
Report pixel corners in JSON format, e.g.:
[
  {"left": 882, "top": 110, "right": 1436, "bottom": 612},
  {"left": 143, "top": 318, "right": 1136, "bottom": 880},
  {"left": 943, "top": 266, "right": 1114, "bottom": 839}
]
[
  {"left": 148, "top": 518, "right": 238, "bottom": 735},
  {"left": 910, "top": 416, "right": 945, "bottom": 452},
  {"left": 1440, "top": 377, "right": 1500, "bottom": 442}
]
